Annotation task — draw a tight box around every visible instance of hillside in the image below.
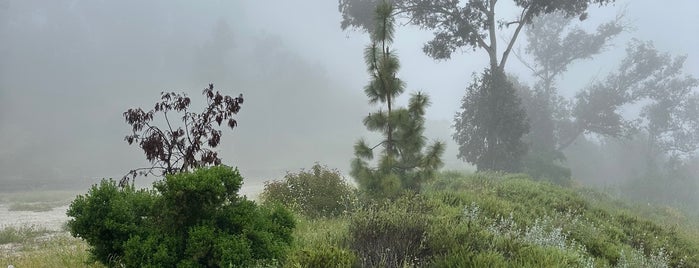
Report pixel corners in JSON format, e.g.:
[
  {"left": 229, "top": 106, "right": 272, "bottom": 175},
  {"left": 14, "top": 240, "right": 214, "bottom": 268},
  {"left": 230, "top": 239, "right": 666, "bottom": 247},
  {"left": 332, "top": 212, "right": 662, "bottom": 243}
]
[
  {"left": 2, "top": 171, "right": 698, "bottom": 267},
  {"left": 287, "top": 172, "right": 699, "bottom": 267}
]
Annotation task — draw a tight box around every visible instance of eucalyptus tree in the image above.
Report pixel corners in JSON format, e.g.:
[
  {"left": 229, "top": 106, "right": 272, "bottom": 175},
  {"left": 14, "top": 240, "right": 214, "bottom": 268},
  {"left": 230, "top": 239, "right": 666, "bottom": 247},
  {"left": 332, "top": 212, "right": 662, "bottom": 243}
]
[{"left": 351, "top": 1, "right": 444, "bottom": 198}]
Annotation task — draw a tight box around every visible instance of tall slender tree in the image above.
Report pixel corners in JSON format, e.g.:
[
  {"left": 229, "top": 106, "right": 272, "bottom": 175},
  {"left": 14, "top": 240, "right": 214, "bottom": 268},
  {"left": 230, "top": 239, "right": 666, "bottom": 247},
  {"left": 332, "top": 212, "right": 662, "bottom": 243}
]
[{"left": 351, "top": 1, "right": 444, "bottom": 197}]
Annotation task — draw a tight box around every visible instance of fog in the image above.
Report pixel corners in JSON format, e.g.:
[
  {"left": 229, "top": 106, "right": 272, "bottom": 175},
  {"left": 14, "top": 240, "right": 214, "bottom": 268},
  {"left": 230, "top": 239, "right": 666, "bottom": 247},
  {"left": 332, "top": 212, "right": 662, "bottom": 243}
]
[{"left": 1, "top": 0, "right": 698, "bottom": 199}]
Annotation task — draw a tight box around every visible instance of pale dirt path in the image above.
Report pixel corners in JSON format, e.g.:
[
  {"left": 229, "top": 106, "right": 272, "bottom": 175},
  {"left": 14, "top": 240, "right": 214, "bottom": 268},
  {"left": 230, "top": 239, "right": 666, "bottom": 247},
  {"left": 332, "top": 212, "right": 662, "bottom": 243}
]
[{"left": 0, "top": 204, "right": 69, "bottom": 232}]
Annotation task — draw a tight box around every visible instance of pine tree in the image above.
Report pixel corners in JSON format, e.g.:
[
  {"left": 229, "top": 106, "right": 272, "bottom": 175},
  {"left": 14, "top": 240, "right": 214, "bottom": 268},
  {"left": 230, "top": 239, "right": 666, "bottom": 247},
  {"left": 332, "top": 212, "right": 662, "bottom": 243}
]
[{"left": 351, "top": 1, "right": 444, "bottom": 198}]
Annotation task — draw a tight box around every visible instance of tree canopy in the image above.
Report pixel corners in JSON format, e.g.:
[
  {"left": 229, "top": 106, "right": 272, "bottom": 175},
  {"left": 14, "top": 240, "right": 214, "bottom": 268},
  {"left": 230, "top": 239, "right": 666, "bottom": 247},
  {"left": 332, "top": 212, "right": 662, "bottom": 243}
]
[
  {"left": 454, "top": 69, "right": 529, "bottom": 172},
  {"left": 339, "top": 0, "right": 616, "bottom": 71}
]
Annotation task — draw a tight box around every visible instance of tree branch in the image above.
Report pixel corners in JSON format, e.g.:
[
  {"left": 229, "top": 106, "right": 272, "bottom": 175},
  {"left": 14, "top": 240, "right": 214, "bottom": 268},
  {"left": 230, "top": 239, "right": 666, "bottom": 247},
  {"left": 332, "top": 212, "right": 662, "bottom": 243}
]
[
  {"left": 371, "top": 140, "right": 387, "bottom": 150},
  {"left": 499, "top": 6, "right": 529, "bottom": 69},
  {"left": 513, "top": 48, "right": 545, "bottom": 80}
]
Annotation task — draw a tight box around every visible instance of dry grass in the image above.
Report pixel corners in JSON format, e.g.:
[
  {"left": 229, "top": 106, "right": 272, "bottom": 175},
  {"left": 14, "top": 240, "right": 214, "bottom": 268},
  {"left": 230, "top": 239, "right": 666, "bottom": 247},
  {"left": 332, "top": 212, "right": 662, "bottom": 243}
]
[
  {"left": 0, "top": 232, "right": 103, "bottom": 268},
  {"left": 0, "top": 225, "right": 51, "bottom": 245}
]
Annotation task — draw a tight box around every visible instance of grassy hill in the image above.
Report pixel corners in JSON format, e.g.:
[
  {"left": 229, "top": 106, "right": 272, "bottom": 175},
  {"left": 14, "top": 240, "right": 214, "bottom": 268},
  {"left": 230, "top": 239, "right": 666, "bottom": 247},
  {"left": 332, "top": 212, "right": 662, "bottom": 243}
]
[
  {"left": 286, "top": 171, "right": 699, "bottom": 267},
  {"left": 2, "top": 171, "right": 698, "bottom": 267}
]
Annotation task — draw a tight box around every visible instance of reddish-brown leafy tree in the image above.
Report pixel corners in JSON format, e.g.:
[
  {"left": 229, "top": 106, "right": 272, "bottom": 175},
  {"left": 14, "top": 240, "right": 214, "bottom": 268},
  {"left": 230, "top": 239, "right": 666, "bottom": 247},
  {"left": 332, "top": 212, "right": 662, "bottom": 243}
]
[{"left": 121, "top": 83, "right": 243, "bottom": 186}]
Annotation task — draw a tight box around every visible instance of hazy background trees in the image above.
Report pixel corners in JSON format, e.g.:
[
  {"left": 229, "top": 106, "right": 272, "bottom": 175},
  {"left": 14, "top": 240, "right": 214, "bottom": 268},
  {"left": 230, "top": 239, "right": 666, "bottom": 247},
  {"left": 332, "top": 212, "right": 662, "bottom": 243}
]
[
  {"left": 340, "top": 0, "right": 618, "bottom": 171},
  {"left": 514, "top": 10, "right": 699, "bottom": 207}
]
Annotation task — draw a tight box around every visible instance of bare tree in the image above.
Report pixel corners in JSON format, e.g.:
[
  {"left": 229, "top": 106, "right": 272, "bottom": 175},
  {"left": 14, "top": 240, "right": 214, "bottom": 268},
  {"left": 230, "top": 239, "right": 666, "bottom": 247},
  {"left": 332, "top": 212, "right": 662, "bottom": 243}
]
[{"left": 121, "top": 83, "right": 243, "bottom": 186}]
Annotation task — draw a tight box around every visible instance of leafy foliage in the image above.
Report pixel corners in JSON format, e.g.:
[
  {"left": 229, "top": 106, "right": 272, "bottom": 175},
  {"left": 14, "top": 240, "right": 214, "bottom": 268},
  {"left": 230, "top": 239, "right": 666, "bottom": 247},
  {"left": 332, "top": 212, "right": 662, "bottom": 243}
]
[
  {"left": 454, "top": 69, "right": 529, "bottom": 172},
  {"left": 521, "top": 149, "right": 572, "bottom": 185},
  {"left": 348, "top": 194, "right": 433, "bottom": 267},
  {"left": 352, "top": 1, "right": 444, "bottom": 198},
  {"left": 122, "top": 83, "right": 244, "bottom": 186},
  {"left": 260, "top": 163, "right": 357, "bottom": 218},
  {"left": 67, "top": 166, "right": 294, "bottom": 267},
  {"left": 286, "top": 246, "right": 357, "bottom": 268},
  {"left": 66, "top": 179, "right": 154, "bottom": 265}
]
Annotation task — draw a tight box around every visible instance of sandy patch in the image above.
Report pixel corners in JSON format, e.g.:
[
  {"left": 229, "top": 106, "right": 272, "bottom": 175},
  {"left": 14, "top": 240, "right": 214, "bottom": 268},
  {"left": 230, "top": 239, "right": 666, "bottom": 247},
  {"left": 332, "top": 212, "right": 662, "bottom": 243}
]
[{"left": 0, "top": 204, "right": 69, "bottom": 232}]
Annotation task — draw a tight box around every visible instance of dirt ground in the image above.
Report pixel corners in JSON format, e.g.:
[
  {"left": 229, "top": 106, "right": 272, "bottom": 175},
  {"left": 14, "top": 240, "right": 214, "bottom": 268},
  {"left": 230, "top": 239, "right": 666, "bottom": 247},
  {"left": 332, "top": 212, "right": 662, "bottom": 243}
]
[{"left": 0, "top": 204, "right": 69, "bottom": 232}]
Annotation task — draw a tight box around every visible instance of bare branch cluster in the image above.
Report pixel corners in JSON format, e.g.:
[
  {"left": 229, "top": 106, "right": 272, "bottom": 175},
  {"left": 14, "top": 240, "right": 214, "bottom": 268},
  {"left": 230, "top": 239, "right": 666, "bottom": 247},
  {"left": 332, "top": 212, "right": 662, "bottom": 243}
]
[{"left": 121, "top": 83, "right": 243, "bottom": 186}]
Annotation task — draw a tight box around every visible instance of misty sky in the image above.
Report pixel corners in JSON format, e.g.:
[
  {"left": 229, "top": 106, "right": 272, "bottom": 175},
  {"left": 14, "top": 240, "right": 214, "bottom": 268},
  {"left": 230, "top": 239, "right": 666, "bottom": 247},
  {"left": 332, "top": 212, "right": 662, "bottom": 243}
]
[{"left": 1, "top": 0, "right": 697, "bottom": 192}]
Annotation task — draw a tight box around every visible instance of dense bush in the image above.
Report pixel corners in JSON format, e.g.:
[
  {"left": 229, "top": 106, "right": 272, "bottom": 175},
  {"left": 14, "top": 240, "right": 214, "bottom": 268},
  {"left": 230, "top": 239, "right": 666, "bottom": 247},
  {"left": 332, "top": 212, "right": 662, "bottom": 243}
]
[
  {"left": 66, "top": 179, "right": 154, "bottom": 265},
  {"left": 287, "top": 246, "right": 356, "bottom": 268},
  {"left": 67, "top": 166, "right": 294, "bottom": 267},
  {"left": 348, "top": 194, "right": 434, "bottom": 267},
  {"left": 260, "top": 163, "right": 357, "bottom": 218},
  {"left": 522, "top": 151, "right": 572, "bottom": 186}
]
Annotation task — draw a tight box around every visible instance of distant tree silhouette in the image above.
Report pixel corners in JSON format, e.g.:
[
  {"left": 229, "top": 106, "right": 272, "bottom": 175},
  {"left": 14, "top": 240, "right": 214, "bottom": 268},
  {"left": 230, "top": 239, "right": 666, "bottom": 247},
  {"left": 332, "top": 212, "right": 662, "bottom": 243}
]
[{"left": 121, "top": 83, "right": 243, "bottom": 186}]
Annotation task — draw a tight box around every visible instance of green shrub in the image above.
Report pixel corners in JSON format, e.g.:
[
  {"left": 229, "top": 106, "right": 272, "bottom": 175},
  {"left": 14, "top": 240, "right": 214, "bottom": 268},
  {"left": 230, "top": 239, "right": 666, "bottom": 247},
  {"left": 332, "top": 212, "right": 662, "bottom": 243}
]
[
  {"left": 66, "top": 179, "right": 154, "bottom": 265},
  {"left": 521, "top": 151, "right": 572, "bottom": 186},
  {"left": 260, "top": 163, "right": 357, "bottom": 218},
  {"left": 429, "top": 248, "right": 508, "bottom": 268},
  {"left": 0, "top": 225, "right": 51, "bottom": 244},
  {"left": 287, "top": 246, "right": 357, "bottom": 268},
  {"left": 348, "top": 194, "right": 433, "bottom": 267},
  {"left": 67, "top": 166, "right": 295, "bottom": 267}
]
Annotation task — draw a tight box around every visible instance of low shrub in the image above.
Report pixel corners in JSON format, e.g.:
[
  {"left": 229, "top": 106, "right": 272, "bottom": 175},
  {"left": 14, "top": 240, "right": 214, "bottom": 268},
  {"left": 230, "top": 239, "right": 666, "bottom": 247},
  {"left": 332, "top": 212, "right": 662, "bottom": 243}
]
[
  {"left": 423, "top": 171, "right": 699, "bottom": 267},
  {"left": 521, "top": 151, "right": 572, "bottom": 186},
  {"left": 348, "top": 194, "right": 433, "bottom": 268},
  {"left": 67, "top": 166, "right": 295, "bottom": 267},
  {"left": 0, "top": 225, "right": 51, "bottom": 245},
  {"left": 260, "top": 163, "right": 357, "bottom": 218},
  {"left": 287, "top": 246, "right": 356, "bottom": 268},
  {"left": 66, "top": 179, "right": 154, "bottom": 265}
]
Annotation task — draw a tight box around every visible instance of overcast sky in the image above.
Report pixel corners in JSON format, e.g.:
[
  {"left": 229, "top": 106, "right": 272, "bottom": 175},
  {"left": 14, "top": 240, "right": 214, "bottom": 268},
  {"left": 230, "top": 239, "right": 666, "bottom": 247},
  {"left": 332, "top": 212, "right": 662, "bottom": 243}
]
[{"left": 1, "top": 0, "right": 697, "bottom": 192}]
